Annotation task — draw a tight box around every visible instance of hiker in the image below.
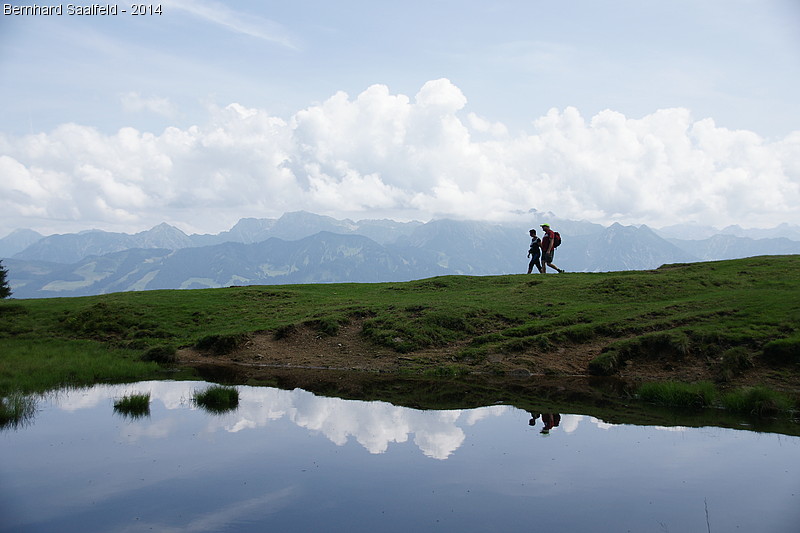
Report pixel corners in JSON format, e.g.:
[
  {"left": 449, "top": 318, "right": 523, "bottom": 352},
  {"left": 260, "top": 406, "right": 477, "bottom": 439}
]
[
  {"left": 526, "top": 229, "right": 543, "bottom": 274},
  {"left": 540, "top": 224, "right": 564, "bottom": 273}
]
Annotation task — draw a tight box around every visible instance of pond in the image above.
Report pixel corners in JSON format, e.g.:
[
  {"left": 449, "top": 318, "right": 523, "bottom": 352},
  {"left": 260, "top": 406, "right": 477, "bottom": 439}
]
[{"left": 1, "top": 380, "right": 798, "bottom": 533}]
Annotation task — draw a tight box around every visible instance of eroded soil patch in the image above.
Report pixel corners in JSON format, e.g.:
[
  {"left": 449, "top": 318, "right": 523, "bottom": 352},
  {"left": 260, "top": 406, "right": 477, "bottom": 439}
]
[{"left": 177, "top": 321, "right": 800, "bottom": 395}]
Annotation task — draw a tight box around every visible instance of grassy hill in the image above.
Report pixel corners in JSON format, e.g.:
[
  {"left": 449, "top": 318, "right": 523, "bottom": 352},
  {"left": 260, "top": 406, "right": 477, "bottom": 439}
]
[{"left": 2, "top": 256, "right": 799, "bottom": 414}]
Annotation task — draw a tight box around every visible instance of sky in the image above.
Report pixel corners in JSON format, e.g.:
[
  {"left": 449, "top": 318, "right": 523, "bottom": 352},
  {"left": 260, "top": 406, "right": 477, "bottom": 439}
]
[{"left": 1, "top": 0, "right": 799, "bottom": 237}]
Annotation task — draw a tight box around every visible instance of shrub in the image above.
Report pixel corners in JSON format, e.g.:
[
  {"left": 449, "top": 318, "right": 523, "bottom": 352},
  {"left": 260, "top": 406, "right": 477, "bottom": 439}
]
[
  {"left": 193, "top": 385, "right": 239, "bottom": 414},
  {"left": 637, "top": 381, "right": 716, "bottom": 408}
]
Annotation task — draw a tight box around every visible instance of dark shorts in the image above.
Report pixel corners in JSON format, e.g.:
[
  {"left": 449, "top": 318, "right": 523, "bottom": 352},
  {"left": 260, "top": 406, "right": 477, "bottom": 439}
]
[{"left": 542, "top": 251, "right": 554, "bottom": 263}]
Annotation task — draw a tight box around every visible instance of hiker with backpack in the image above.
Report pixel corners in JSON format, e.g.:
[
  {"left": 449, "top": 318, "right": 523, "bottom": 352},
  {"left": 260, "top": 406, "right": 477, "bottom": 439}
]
[
  {"left": 526, "top": 229, "right": 543, "bottom": 274},
  {"left": 540, "top": 224, "right": 565, "bottom": 273}
]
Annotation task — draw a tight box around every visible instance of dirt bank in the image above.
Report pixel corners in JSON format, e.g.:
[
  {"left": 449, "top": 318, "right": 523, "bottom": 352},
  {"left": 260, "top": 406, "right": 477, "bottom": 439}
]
[{"left": 176, "top": 321, "right": 800, "bottom": 395}]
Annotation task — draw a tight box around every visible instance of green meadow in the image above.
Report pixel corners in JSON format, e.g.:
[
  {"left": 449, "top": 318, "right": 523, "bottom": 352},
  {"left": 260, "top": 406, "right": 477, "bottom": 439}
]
[{"left": 1, "top": 256, "right": 798, "bottom": 417}]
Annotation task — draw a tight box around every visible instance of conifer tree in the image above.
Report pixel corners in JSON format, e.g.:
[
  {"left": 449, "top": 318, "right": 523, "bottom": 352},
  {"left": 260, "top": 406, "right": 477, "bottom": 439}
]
[{"left": 0, "top": 260, "right": 11, "bottom": 299}]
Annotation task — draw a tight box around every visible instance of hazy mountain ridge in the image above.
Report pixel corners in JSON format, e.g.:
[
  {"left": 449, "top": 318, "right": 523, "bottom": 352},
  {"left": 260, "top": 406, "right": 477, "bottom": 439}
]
[
  {"left": 0, "top": 229, "right": 45, "bottom": 258},
  {"left": 11, "top": 224, "right": 194, "bottom": 264},
  {"left": 4, "top": 211, "right": 799, "bottom": 299},
  {"left": 668, "top": 234, "right": 800, "bottom": 261}
]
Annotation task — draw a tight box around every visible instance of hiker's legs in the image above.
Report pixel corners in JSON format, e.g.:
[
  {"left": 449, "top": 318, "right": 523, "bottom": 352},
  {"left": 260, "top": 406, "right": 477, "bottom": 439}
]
[
  {"left": 542, "top": 252, "right": 556, "bottom": 273},
  {"left": 528, "top": 256, "right": 542, "bottom": 274},
  {"left": 541, "top": 250, "right": 563, "bottom": 273}
]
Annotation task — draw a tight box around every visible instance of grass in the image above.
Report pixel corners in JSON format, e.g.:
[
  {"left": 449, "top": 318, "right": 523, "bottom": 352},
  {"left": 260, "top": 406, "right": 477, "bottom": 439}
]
[
  {"left": 113, "top": 392, "right": 151, "bottom": 419},
  {"left": 0, "top": 337, "right": 169, "bottom": 393},
  {"left": 0, "top": 392, "right": 37, "bottom": 429},
  {"left": 193, "top": 385, "right": 239, "bottom": 414},
  {"left": 637, "top": 381, "right": 717, "bottom": 408},
  {"left": 721, "top": 386, "right": 794, "bottom": 416},
  {"left": 1, "top": 255, "right": 798, "bottom": 415},
  {"left": 637, "top": 381, "right": 797, "bottom": 419}
]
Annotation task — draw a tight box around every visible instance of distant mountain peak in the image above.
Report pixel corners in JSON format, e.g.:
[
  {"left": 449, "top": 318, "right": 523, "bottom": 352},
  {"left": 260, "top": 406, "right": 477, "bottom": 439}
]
[{"left": 142, "top": 222, "right": 185, "bottom": 235}]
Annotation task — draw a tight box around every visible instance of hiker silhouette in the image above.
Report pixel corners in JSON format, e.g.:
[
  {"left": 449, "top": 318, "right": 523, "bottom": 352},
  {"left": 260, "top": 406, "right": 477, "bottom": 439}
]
[{"left": 529, "top": 412, "right": 561, "bottom": 434}]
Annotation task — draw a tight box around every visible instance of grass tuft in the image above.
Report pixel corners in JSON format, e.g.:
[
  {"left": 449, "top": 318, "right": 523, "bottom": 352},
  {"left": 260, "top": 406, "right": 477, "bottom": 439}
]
[
  {"left": 141, "top": 345, "right": 177, "bottom": 364},
  {"left": 113, "top": 392, "right": 151, "bottom": 419},
  {"left": 637, "top": 381, "right": 717, "bottom": 408},
  {"left": 195, "top": 334, "right": 248, "bottom": 355},
  {"left": 762, "top": 336, "right": 800, "bottom": 366},
  {"left": 721, "top": 386, "right": 794, "bottom": 416},
  {"left": 716, "top": 346, "right": 754, "bottom": 382},
  {"left": 588, "top": 351, "right": 620, "bottom": 376},
  {"left": 0, "top": 393, "right": 37, "bottom": 429},
  {"left": 193, "top": 385, "right": 239, "bottom": 414}
]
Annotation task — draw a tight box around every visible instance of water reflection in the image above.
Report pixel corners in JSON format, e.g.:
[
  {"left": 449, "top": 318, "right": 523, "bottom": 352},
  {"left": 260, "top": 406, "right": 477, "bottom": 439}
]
[
  {"left": 41, "top": 381, "right": 510, "bottom": 459},
  {"left": 1, "top": 381, "right": 799, "bottom": 533},
  {"left": 0, "top": 392, "right": 37, "bottom": 429},
  {"left": 529, "top": 412, "right": 562, "bottom": 434}
]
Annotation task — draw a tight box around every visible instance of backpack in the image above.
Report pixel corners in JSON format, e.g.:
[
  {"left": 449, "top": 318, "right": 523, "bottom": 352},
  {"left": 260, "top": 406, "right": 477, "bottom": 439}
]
[{"left": 553, "top": 231, "right": 561, "bottom": 248}]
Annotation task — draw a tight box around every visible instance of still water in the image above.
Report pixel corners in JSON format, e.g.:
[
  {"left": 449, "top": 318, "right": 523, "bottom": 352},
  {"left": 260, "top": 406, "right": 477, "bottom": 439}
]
[{"left": 1, "top": 380, "right": 798, "bottom": 533}]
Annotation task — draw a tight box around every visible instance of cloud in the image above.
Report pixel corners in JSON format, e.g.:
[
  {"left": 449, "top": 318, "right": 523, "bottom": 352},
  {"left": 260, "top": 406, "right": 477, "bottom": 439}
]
[
  {"left": 164, "top": 0, "right": 299, "bottom": 50},
  {"left": 1, "top": 78, "right": 798, "bottom": 235},
  {"left": 121, "top": 92, "right": 178, "bottom": 118}
]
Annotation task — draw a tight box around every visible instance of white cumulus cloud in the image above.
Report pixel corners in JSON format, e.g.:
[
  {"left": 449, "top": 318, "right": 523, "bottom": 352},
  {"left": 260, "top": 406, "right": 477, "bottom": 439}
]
[{"left": 1, "top": 78, "right": 798, "bottom": 236}]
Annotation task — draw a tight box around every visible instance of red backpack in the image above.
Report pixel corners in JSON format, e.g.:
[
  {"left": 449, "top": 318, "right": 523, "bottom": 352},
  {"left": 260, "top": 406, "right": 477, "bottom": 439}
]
[{"left": 553, "top": 231, "right": 561, "bottom": 248}]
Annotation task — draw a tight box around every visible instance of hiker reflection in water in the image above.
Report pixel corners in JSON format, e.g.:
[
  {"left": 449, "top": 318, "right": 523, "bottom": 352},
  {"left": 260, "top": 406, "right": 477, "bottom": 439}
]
[{"left": 529, "top": 413, "right": 561, "bottom": 434}]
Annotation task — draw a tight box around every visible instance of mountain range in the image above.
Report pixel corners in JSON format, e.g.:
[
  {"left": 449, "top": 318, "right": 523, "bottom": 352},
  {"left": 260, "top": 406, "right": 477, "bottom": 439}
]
[{"left": 2, "top": 211, "right": 799, "bottom": 299}]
